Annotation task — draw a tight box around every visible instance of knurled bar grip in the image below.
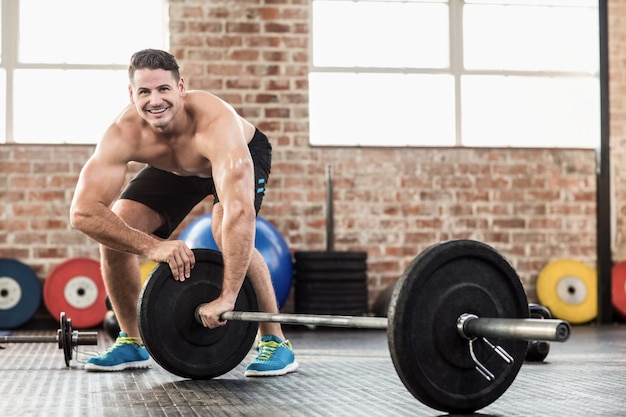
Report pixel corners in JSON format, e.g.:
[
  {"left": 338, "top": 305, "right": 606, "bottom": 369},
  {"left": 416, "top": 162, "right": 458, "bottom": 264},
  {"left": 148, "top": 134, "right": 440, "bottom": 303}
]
[
  {"left": 0, "top": 333, "right": 98, "bottom": 345},
  {"left": 222, "top": 311, "right": 389, "bottom": 329},
  {"left": 1, "top": 335, "right": 58, "bottom": 343}
]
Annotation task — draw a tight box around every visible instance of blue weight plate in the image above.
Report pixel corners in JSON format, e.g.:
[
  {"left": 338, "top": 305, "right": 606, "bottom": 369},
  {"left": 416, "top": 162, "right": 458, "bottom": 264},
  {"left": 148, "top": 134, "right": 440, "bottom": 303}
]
[{"left": 0, "top": 259, "right": 42, "bottom": 329}]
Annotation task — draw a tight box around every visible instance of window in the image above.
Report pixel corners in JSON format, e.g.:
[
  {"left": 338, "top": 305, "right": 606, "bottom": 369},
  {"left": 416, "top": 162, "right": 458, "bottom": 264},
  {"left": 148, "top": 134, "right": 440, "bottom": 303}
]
[
  {"left": 1, "top": 0, "right": 169, "bottom": 144},
  {"left": 309, "top": 0, "right": 600, "bottom": 148}
]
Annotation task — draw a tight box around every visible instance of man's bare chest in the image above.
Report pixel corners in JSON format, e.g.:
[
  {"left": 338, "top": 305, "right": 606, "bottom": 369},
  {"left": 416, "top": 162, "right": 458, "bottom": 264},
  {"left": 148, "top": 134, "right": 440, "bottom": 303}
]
[{"left": 140, "top": 141, "right": 213, "bottom": 178}]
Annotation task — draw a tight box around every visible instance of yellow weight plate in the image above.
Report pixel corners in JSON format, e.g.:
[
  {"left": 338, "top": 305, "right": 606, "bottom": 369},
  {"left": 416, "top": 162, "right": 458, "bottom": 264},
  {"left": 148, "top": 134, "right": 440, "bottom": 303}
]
[
  {"left": 140, "top": 260, "right": 159, "bottom": 285},
  {"left": 536, "top": 259, "right": 597, "bottom": 324}
]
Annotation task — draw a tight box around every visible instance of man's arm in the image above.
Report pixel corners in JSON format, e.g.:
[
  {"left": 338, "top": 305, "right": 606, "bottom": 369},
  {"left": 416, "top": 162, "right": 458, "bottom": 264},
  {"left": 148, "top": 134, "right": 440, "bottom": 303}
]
[
  {"left": 204, "top": 114, "right": 257, "bottom": 310},
  {"left": 70, "top": 134, "right": 155, "bottom": 252},
  {"left": 70, "top": 130, "right": 194, "bottom": 280}
]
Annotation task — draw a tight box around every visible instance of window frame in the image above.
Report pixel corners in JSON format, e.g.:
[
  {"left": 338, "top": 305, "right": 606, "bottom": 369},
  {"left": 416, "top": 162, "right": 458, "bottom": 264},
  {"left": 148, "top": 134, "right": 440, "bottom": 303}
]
[
  {"left": 0, "top": 0, "right": 168, "bottom": 144},
  {"left": 308, "top": 0, "right": 600, "bottom": 148}
]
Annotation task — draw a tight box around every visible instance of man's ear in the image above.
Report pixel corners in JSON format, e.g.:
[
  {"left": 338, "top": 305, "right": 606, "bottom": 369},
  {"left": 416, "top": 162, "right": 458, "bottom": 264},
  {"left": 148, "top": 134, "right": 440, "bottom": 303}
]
[
  {"left": 128, "top": 84, "right": 135, "bottom": 104},
  {"left": 179, "top": 77, "right": 187, "bottom": 96}
]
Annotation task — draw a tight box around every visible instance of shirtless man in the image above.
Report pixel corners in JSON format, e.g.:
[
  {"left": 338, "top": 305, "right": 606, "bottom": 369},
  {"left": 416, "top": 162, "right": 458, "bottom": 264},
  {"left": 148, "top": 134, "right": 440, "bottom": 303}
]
[{"left": 70, "top": 49, "right": 297, "bottom": 376}]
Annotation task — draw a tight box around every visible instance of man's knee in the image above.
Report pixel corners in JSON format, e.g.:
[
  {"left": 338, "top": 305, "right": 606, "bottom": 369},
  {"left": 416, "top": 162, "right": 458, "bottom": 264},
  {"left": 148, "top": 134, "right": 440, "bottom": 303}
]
[
  {"left": 112, "top": 199, "right": 164, "bottom": 234},
  {"left": 99, "top": 244, "right": 136, "bottom": 266}
]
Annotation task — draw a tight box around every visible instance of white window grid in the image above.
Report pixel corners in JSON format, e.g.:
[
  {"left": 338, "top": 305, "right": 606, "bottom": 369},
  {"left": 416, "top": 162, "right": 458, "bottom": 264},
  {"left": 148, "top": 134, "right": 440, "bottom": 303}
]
[{"left": 309, "top": 0, "right": 600, "bottom": 148}]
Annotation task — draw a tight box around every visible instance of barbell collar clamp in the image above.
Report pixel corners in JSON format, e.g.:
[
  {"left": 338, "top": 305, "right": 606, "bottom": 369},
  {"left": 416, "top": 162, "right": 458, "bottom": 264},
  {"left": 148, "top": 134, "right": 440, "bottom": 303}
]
[
  {"left": 457, "top": 313, "right": 571, "bottom": 342},
  {"left": 72, "top": 331, "right": 99, "bottom": 346}
]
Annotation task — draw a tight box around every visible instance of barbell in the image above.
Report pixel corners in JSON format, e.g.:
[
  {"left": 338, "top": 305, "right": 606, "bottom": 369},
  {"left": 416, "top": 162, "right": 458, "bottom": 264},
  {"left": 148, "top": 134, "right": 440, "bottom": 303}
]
[
  {"left": 0, "top": 312, "right": 98, "bottom": 367},
  {"left": 137, "top": 239, "right": 571, "bottom": 414}
]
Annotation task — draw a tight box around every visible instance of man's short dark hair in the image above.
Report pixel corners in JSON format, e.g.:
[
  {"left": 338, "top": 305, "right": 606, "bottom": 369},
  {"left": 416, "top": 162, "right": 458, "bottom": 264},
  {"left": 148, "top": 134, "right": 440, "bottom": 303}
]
[{"left": 128, "top": 49, "right": 180, "bottom": 83}]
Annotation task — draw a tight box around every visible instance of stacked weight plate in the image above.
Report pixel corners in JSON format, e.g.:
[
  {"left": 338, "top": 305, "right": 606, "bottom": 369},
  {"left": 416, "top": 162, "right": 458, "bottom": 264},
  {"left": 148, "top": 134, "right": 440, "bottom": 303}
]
[
  {"left": 0, "top": 259, "right": 42, "bottom": 329},
  {"left": 43, "top": 258, "right": 107, "bottom": 329},
  {"left": 536, "top": 258, "right": 597, "bottom": 324},
  {"left": 611, "top": 261, "right": 626, "bottom": 319},
  {"left": 293, "top": 251, "right": 368, "bottom": 316}
]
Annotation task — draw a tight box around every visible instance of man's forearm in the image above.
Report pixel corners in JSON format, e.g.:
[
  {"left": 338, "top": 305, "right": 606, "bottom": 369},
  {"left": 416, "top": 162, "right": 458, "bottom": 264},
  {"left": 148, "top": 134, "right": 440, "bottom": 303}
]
[
  {"left": 71, "top": 204, "right": 160, "bottom": 256},
  {"left": 219, "top": 211, "right": 255, "bottom": 303}
]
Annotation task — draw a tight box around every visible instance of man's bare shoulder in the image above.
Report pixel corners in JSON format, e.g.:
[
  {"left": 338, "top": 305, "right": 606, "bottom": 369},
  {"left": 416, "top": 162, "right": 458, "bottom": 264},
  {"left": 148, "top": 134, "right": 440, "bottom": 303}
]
[
  {"left": 184, "top": 90, "right": 254, "bottom": 138},
  {"left": 97, "top": 107, "right": 159, "bottom": 163},
  {"left": 185, "top": 89, "right": 224, "bottom": 103},
  {"left": 185, "top": 90, "right": 237, "bottom": 119},
  {"left": 112, "top": 105, "right": 144, "bottom": 133}
]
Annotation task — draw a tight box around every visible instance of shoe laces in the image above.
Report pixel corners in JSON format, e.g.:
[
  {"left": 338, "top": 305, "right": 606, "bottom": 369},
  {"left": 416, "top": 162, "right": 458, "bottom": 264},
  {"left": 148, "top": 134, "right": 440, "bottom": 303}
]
[
  {"left": 102, "top": 336, "right": 142, "bottom": 355},
  {"left": 257, "top": 339, "right": 283, "bottom": 361}
]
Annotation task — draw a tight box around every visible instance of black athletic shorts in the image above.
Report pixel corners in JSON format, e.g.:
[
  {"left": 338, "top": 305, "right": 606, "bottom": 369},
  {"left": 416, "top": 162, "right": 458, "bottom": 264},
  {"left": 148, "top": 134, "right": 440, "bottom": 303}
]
[{"left": 119, "top": 128, "right": 272, "bottom": 239}]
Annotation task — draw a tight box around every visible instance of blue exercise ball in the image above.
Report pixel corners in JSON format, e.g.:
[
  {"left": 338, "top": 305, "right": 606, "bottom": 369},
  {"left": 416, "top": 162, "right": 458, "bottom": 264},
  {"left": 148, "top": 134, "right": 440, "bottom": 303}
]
[{"left": 179, "top": 214, "right": 293, "bottom": 308}]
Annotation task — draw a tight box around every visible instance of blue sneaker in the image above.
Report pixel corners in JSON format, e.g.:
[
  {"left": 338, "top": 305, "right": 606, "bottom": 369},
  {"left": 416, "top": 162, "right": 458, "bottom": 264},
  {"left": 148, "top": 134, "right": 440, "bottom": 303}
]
[
  {"left": 245, "top": 335, "right": 298, "bottom": 377},
  {"left": 85, "top": 332, "right": 151, "bottom": 371}
]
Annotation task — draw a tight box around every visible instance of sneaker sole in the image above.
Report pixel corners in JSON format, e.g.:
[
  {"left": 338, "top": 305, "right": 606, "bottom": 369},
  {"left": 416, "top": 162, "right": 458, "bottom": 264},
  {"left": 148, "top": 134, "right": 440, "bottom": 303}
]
[
  {"left": 244, "top": 360, "right": 299, "bottom": 377},
  {"left": 84, "top": 360, "right": 152, "bottom": 372}
]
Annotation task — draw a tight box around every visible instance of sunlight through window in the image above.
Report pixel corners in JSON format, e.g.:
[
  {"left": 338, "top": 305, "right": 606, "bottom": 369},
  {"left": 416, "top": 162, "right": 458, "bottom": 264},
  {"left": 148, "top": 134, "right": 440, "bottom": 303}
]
[
  {"left": 0, "top": 0, "right": 168, "bottom": 143},
  {"left": 310, "top": 0, "right": 599, "bottom": 148}
]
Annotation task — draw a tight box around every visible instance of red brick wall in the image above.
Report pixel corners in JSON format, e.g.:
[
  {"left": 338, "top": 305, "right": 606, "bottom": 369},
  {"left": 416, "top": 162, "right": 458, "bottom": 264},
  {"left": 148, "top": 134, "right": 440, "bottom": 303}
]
[{"left": 2, "top": 0, "right": 622, "bottom": 316}]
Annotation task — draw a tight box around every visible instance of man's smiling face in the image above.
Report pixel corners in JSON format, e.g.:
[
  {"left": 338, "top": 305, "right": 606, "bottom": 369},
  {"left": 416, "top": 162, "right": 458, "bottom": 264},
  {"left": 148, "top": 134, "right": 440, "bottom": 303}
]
[{"left": 129, "top": 68, "right": 186, "bottom": 130}]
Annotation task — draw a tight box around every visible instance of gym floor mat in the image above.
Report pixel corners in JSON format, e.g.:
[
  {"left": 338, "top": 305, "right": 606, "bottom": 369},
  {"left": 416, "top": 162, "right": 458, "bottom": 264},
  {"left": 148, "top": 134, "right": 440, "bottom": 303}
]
[{"left": 0, "top": 325, "right": 622, "bottom": 416}]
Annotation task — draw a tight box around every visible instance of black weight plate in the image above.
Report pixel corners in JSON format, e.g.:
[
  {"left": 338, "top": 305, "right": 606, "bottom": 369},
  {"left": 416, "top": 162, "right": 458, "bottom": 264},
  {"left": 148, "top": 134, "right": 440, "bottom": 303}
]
[
  {"left": 295, "top": 271, "right": 368, "bottom": 282},
  {"left": 525, "top": 340, "right": 550, "bottom": 362},
  {"left": 295, "top": 300, "right": 368, "bottom": 310},
  {"left": 294, "top": 305, "right": 368, "bottom": 316},
  {"left": 294, "top": 251, "right": 367, "bottom": 272},
  {"left": 138, "top": 249, "right": 259, "bottom": 379},
  {"left": 388, "top": 240, "right": 529, "bottom": 414},
  {"left": 295, "top": 281, "right": 368, "bottom": 294},
  {"left": 294, "top": 250, "right": 367, "bottom": 261},
  {"left": 59, "top": 312, "right": 72, "bottom": 367}
]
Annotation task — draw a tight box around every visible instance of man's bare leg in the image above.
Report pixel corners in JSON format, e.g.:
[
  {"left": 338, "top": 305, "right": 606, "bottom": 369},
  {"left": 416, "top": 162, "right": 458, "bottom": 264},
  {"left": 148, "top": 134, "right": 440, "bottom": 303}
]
[
  {"left": 84, "top": 200, "right": 163, "bottom": 371},
  {"left": 209, "top": 204, "right": 297, "bottom": 377},
  {"left": 211, "top": 203, "right": 285, "bottom": 340},
  {"left": 247, "top": 248, "right": 286, "bottom": 340},
  {"left": 243, "top": 245, "right": 297, "bottom": 376},
  {"left": 100, "top": 199, "right": 164, "bottom": 339},
  {"left": 100, "top": 247, "right": 143, "bottom": 338}
]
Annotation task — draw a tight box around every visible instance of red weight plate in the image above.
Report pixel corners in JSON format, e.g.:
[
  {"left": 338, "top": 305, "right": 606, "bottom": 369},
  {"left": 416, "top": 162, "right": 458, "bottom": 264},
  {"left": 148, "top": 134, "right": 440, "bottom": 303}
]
[
  {"left": 612, "top": 261, "right": 626, "bottom": 319},
  {"left": 44, "top": 258, "right": 106, "bottom": 329}
]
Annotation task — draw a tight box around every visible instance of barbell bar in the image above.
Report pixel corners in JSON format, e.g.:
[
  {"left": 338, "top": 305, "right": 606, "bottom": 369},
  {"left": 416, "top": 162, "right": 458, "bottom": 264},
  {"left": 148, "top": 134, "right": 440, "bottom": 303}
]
[
  {"left": 220, "top": 311, "right": 387, "bottom": 329},
  {"left": 138, "top": 240, "right": 573, "bottom": 414},
  {"left": 199, "top": 310, "right": 570, "bottom": 343},
  {"left": 0, "top": 312, "right": 98, "bottom": 367}
]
